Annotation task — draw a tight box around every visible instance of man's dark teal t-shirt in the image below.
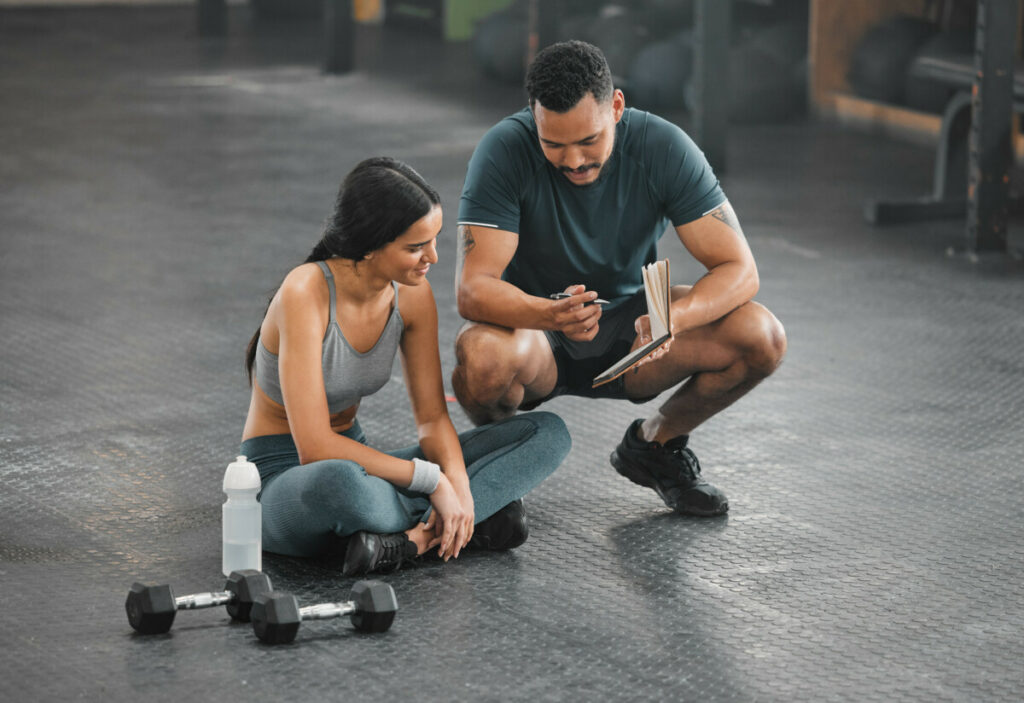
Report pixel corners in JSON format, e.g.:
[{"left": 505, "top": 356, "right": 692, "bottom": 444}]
[{"left": 458, "top": 107, "right": 726, "bottom": 309}]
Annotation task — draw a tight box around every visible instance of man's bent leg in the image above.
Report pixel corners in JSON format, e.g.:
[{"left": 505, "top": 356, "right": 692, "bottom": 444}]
[
  {"left": 625, "top": 297, "right": 787, "bottom": 443},
  {"left": 452, "top": 321, "right": 559, "bottom": 426},
  {"left": 612, "top": 297, "right": 786, "bottom": 516}
]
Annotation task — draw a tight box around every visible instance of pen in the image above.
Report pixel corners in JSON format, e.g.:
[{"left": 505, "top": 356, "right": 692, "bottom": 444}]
[{"left": 549, "top": 292, "right": 610, "bottom": 306}]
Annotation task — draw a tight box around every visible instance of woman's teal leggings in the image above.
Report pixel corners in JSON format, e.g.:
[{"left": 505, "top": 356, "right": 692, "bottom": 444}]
[{"left": 239, "top": 411, "right": 570, "bottom": 557}]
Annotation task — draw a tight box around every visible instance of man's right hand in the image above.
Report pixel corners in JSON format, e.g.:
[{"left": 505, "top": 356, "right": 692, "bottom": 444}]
[{"left": 549, "top": 284, "right": 602, "bottom": 341}]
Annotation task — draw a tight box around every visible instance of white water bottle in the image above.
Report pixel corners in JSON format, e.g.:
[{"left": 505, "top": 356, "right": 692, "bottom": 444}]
[{"left": 222, "top": 455, "right": 261, "bottom": 576}]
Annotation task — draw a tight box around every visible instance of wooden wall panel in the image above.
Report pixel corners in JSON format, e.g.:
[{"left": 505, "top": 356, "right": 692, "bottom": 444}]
[{"left": 809, "top": 0, "right": 931, "bottom": 113}]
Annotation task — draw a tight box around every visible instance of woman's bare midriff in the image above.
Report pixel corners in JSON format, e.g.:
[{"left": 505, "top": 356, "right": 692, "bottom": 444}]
[{"left": 241, "top": 383, "right": 358, "bottom": 441}]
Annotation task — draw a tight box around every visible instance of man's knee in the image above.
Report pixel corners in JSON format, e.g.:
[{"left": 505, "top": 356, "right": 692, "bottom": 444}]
[
  {"left": 736, "top": 303, "right": 786, "bottom": 378},
  {"left": 454, "top": 324, "right": 519, "bottom": 403}
]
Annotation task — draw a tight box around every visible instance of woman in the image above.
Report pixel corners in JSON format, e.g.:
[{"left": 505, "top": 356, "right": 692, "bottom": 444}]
[{"left": 240, "top": 157, "right": 570, "bottom": 576}]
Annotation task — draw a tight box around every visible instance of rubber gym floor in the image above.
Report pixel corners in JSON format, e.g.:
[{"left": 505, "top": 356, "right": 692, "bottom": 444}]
[{"left": 2, "top": 5, "right": 1023, "bottom": 702}]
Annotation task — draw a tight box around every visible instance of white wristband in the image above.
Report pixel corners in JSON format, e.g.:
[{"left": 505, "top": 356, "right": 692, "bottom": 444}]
[{"left": 409, "top": 458, "right": 441, "bottom": 494}]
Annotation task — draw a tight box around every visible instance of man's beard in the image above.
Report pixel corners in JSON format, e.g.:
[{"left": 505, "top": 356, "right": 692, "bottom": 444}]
[{"left": 559, "top": 162, "right": 601, "bottom": 175}]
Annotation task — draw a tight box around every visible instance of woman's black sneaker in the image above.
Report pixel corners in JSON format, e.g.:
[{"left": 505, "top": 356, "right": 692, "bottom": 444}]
[
  {"left": 469, "top": 499, "right": 529, "bottom": 551},
  {"left": 342, "top": 531, "right": 418, "bottom": 576},
  {"left": 610, "top": 419, "right": 729, "bottom": 517}
]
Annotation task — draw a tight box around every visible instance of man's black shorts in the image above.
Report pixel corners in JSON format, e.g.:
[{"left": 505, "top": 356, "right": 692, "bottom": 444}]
[{"left": 524, "top": 289, "right": 658, "bottom": 407}]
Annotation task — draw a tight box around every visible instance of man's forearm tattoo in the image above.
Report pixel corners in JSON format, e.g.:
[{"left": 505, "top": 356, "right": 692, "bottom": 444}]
[{"left": 709, "top": 204, "right": 742, "bottom": 235}]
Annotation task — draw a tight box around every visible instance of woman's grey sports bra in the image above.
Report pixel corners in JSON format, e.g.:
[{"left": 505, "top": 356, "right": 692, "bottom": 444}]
[{"left": 253, "top": 261, "right": 403, "bottom": 413}]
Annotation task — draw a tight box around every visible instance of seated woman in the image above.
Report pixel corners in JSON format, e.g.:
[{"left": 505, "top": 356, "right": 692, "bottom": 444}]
[{"left": 240, "top": 157, "right": 570, "bottom": 575}]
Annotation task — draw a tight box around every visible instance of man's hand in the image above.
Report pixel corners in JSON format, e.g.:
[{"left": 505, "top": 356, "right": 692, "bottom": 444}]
[
  {"left": 632, "top": 313, "right": 672, "bottom": 368},
  {"left": 549, "top": 284, "right": 602, "bottom": 341}
]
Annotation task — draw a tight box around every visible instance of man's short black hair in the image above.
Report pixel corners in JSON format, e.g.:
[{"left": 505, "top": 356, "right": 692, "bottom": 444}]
[{"left": 525, "top": 40, "right": 613, "bottom": 113}]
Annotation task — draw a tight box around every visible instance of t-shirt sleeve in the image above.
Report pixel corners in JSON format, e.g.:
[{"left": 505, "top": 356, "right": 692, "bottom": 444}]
[
  {"left": 458, "top": 119, "right": 526, "bottom": 234},
  {"left": 647, "top": 114, "right": 727, "bottom": 227}
]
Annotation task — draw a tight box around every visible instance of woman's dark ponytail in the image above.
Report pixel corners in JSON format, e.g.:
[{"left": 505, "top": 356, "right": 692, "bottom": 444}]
[{"left": 244, "top": 157, "right": 440, "bottom": 384}]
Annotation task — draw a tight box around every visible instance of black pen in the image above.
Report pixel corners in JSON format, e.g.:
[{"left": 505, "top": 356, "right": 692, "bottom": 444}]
[{"left": 549, "top": 292, "right": 610, "bottom": 306}]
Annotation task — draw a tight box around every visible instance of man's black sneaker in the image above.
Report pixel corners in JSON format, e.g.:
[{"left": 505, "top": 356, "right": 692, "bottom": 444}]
[
  {"left": 610, "top": 419, "right": 729, "bottom": 517},
  {"left": 469, "top": 499, "right": 529, "bottom": 551},
  {"left": 342, "top": 531, "right": 418, "bottom": 576}
]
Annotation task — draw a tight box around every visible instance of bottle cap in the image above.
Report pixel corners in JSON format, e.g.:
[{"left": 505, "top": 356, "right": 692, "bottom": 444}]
[{"left": 223, "top": 455, "right": 261, "bottom": 492}]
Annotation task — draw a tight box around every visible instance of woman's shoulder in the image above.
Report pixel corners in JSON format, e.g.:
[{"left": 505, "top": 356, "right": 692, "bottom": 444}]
[
  {"left": 264, "top": 263, "right": 331, "bottom": 332},
  {"left": 278, "top": 262, "right": 328, "bottom": 303},
  {"left": 396, "top": 278, "right": 437, "bottom": 326}
]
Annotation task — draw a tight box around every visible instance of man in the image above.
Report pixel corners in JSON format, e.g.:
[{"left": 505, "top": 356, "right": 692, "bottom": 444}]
[{"left": 453, "top": 40, "right": 786, "bottom": 517}]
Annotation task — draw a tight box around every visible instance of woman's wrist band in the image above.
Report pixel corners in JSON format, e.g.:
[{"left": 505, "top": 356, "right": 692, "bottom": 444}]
[{"left": 409, "top": 458, "right": 441, "bottom": 494}]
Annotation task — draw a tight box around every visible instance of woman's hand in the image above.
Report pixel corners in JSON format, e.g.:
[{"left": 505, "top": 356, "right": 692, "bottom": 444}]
[
  {"left": 447, "top": 472, "right": 475, "bottom": 553},
  {"left": 428, "top": 473, "right": 473, "bottom": 561}
]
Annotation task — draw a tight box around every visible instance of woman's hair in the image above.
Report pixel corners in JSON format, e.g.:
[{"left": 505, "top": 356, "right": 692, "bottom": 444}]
[
  {"left": 525, "top": 40, "right": 613, "bottom": 113},
  {"left": 244, "top": 157, "right": 440, "bottom": 383}
]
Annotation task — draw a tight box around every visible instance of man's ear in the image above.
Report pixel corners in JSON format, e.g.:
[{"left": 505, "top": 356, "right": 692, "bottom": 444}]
[{"left": 612, "top": 89, "right": 625, "bottom": 122}]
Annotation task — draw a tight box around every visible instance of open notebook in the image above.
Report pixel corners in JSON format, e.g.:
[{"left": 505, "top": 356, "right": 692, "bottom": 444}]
[{"left": 592, "top": 259, "right": 672, "bottom": 388}]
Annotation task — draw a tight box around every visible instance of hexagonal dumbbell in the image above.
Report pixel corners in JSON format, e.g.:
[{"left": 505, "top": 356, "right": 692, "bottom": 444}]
[
  {"left": 125, "top": 569, "right": 272, "bottom": 634},
  {"left": 251, "top": 580, "right": 398, "bottom": 644}
]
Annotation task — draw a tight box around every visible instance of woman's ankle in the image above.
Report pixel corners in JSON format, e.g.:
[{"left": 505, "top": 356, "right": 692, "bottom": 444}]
[{"left": 405, "top": 521, "right": 436, "bottom": 555}]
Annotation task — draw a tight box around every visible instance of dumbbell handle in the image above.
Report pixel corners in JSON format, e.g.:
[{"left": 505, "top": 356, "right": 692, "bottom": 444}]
[
  {"left": 175, "top": 590, "right": 235, "bottom": 611},
  {"left": 298, "top": 601, "right": 356, "bottom": 621}
]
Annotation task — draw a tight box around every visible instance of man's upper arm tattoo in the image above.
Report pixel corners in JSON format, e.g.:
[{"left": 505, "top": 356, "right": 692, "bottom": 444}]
[
  {"left": 455, "top": 224, "right": 475, "bottom": 288},
  {"left": 459, "top": 224, "right": 476, "bottom": 257},
  {"left": 709, "top": 203, "right": 742, "bottom": 235}
]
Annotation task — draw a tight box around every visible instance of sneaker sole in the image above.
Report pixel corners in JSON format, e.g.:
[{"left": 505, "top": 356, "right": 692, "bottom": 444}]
[
  {"left": 612, "top": 451, "right": 729, "bottom": 517},
  {"left": 653, "top": 484, "right": 730, "bottom": 517},
  {"left": 610, "top": 450, "right": 656, "bottom": 488}
]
